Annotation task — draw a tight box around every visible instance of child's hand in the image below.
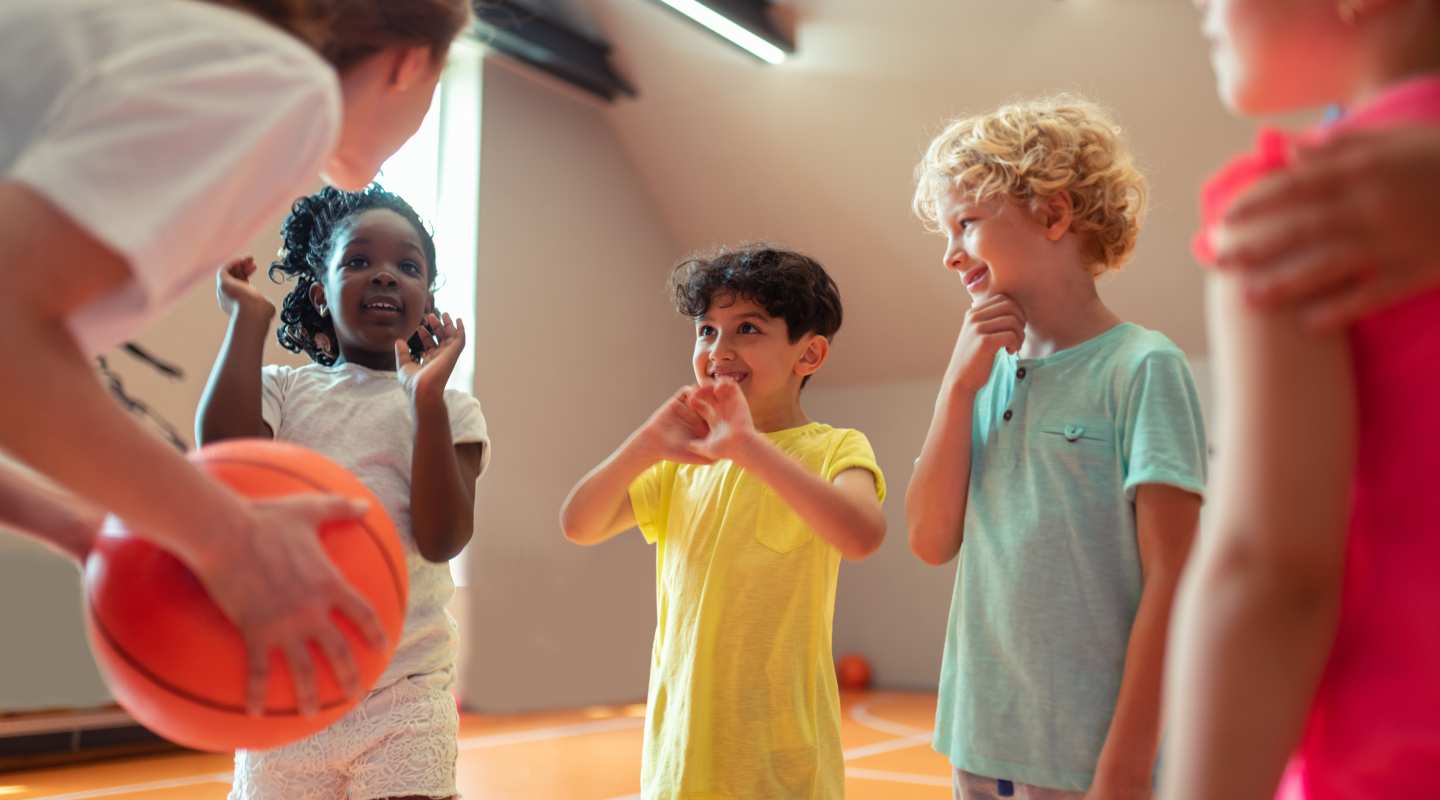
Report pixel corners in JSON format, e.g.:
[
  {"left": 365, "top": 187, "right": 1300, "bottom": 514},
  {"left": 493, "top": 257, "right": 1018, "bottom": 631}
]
[
  {"left": 634, "top": 387, "right": 715, "bottom": 466},
  {"left": 946, "top": 294, "right": 1026, "bottom": 394},
  {"left": 686, "top": 378, "right": 759, "bottom": 463},
  {"left": 1214, "top": 126, "right": 1440, "bottom": 329},
  {"left": 215, "top": 257, "right": 275, "bottom": 319},
  {"left": 396, "top": 312, "right": 465, "bottom": 404}
]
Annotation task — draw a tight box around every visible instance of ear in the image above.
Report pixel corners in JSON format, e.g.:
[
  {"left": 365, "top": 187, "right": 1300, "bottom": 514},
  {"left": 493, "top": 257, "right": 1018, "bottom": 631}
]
[
  {"left": 795, "top": 335, "right": 830, "bottom": 378},
  {"left": 388, "top": 45, "right": 435, "bottom": 92},
  {"left": 1040, "top": 192, "right": 1075, "bottom": 241},
  {"left": 309, "top": 281, "right": 329, "bottom": 318}
]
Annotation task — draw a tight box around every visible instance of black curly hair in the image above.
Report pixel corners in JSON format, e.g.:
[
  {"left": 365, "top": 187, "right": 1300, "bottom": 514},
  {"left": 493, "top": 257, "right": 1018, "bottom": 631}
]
[
  {"left": 669, "top": 245, "right": 843, "bottom": 388},
  {"left": 269, "top": 184, "right": 438, "bottom": 365}
]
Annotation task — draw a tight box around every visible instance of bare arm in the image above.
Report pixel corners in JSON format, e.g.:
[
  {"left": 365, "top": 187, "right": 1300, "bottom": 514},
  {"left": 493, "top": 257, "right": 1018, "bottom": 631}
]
[
  {"left": 907, "top": 294, "right": 1026, "bottom": 565},
  {"left": 409, "top": 393, "right": 483, "bottom": 562},
  {"left": 906, "top": 383, "right": 976, "bottom": 565},
  {"left": 196, "top": 258, "right": 275, "bottom": 445},
  {"left": 1159, "top": 277, "right": 1352, "bottom": 800},
  {"left": 561, "top": 387, "right": 715, "bottom": 546},
  {"left": 0, "top": 460, "right": 106, "bottom": 563},
  {"left": 1090, "top": 484, "right": 1201, "bottom": 797},
  {"left": 559, "top": 435, "right": 652, "bottom": 546}
]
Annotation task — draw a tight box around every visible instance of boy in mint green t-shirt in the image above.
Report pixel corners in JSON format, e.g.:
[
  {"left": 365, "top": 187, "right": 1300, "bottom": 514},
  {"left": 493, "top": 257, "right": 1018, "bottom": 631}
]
[{"left": 907, "top": 97, "right": 1208, "bottom": 797}]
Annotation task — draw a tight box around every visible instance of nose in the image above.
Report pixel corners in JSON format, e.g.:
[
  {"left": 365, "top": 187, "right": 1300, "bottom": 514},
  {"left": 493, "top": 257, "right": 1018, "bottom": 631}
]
[
  {"left": 943, "top": 239, "right": 970, "bottom": 273},
  {"left": 370, "top": 269, "right": 398, "bottom": 288}
]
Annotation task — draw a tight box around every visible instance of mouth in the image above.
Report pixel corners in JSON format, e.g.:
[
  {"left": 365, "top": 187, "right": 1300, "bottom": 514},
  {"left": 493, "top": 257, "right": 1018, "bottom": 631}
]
[
  {"left": 360, "top": 297, "right": 404, "bottom": 319},
  {"left": 961, "top": 264, "right": 990, "bottom": 291},
  {"left": 708, "top": 369, "right": 750, "bottom": 384}
]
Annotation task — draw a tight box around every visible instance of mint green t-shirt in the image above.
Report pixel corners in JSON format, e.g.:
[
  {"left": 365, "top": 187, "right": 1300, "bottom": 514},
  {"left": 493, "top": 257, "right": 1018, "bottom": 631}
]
[{"left": 933, "top": 322, "right": 1207, "bottom": 791}]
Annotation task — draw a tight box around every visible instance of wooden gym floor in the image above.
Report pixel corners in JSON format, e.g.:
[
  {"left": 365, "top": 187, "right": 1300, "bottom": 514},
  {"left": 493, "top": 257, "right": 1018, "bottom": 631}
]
[{"left": 1, "top": 691, "right": 952, "bottom": 799}]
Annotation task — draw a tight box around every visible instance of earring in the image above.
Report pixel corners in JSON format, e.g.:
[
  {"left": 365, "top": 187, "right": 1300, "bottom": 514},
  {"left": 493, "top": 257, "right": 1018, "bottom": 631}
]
[{"left": 314, "top": 332, "right": 335, "bottom": 357}]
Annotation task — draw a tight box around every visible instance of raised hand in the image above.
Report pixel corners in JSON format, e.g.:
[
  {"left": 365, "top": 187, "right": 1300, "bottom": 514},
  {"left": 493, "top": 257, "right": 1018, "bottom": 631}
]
[
  {"left": 685, "top": 378, "right": 758, "bottom": 463},
  {"left": 634, "top": 387, "right": 715, "bottom": 466},
  {"left": 215, "top": 257, "right": 275, "bottom": 319},
  {"left": 396, "top": 311, "right": 465, "bottom": 403}
]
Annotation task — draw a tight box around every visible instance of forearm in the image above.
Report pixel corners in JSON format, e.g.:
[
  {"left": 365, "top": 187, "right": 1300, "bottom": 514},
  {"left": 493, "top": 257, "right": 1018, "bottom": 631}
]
[
  {"left": 732, "top": 434, "right": 884, "bottom": 559},
  {"left": 0, "top": 312, "right": 248, "bottom": 568},
  {"left": 409, "top": 395, "right": 474, "bottom": 562},
  {"left": 906, "top": 381, "right": 975, "bottom": 565},
  {"left": 560, "top": 434, "right": 656, "bottom": 545},
  {"left": 0, "top": 460, "right": 105, "bottom": 563},
  {"left": 1161, "top": 541, "right": 1340, "bottom": 800},
  {"left": 196, "top": 309, "right": 274, "bottom": 444},
  {"left": 1094, "top": 571, "right": 1182, "bottom": 791}
]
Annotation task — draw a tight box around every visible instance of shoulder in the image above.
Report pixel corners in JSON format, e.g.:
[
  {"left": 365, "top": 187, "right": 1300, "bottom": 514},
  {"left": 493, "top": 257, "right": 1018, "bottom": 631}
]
[{"left": 1105, "top": 324, "right": 1191, "bottom": 378}]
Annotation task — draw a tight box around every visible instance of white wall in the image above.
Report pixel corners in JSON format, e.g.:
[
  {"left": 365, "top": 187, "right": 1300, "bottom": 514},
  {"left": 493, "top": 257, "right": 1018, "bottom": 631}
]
[{"left": 459, "top": 58, "right": 691, "bottom": 712}]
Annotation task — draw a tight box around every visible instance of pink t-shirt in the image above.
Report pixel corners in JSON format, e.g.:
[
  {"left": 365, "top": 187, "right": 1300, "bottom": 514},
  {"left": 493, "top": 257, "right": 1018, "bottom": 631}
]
[{"left": 1196, "top": 76, "right": 1440, "bottom": 799}]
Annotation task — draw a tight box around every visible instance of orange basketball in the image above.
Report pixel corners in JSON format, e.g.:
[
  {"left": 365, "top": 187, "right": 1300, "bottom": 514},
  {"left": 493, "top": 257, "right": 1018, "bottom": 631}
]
[
  {"left": 83, "top": 440, "right": 407, "bottom": 752},
  {"left": 836, "top": 653, "right": 873, "bottom": 691}
]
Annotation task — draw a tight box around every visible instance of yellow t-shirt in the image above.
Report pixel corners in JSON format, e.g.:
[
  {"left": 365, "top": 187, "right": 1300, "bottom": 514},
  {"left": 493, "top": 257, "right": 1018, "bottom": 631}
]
[{"left": 628, "top": 422, "right": 886, "bottom": 799}]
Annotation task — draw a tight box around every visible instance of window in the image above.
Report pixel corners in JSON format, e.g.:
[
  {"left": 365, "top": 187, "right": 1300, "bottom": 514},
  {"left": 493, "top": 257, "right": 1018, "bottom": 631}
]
[{"left": 376, "top": 39, "right": 483, "bottom": 395}]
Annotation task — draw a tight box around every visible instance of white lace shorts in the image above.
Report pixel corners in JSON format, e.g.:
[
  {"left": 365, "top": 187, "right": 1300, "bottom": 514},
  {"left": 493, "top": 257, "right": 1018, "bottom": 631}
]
[{"left": 229, "top": 669, "right": 458, "bottom": 800}]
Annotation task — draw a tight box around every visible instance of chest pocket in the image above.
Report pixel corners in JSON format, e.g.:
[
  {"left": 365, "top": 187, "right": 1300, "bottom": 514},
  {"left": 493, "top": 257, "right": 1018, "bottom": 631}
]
[
  {"left": 1037, "top": 418, "right": 1117, "bottom": 473},
  {"left": 753, "top": 491, "right": 814, "bottom": 555}
]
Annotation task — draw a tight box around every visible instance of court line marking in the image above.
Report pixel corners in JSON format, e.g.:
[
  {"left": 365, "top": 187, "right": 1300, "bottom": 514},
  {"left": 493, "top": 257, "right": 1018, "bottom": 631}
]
[
  {"left": 849, "top": 767, "right": 952, "bottom": 787},
  {"left": 27, "top": 697, "right": 945, "bottom": 798},
  {"left": 28, "top": 773, "right": 233, "bottom": 800}
]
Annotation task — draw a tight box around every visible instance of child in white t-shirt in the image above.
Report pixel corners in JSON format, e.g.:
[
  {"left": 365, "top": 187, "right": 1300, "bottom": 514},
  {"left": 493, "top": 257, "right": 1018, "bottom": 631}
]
[{"left": 198, "top": 184, "right": 489, "bottom": 800}]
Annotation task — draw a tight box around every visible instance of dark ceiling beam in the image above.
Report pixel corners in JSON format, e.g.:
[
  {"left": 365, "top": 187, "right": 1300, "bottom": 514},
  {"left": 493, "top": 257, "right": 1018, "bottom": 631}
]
[{"left": 470, "top": 1, "right": 637, "bottom": 102}]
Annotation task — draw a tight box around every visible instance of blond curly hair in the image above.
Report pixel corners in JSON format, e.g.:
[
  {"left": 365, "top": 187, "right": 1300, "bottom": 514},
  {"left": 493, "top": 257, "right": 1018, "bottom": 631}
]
[{"left": 913, "top": 96, "right": 1148, "bottom": 274}]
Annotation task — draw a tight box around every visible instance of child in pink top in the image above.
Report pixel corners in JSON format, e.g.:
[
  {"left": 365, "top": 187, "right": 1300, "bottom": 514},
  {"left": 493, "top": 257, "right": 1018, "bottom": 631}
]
[{"left": 1163, "top": 2, "right": 1440, "bottom": 799}]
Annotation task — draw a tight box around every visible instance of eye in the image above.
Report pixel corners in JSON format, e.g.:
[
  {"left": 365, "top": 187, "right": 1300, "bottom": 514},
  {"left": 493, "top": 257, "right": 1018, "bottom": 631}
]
[
  {"left": 739, "top": 322, "right": 760, "bottom": 334},
  {"left": 400, "top": 260, "right": 423, "bottom": 276},
  {"left": 959, "top": 217, "right": 976, "bottom": 231},
  {"left": 698, "top": 324, "right": 717, "bottom": 337},
  {"left": 343, "top": 255, "right": 369, "bottom": 269}
]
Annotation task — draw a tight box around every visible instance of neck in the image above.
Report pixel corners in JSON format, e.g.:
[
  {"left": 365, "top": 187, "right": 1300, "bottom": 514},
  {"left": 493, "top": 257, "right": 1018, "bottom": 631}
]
[
  {"left": 333, "top": 349, "right": 396, "bottom": 372},
  {"left": 748, "top": 390, "right": 810, "bottom": 433},
  {"left": 1348, "top": 8, "right": 1440, "bottom": 105},
  {"left": 1014, "top": 277, "right": 1121, "bottom": 360}
]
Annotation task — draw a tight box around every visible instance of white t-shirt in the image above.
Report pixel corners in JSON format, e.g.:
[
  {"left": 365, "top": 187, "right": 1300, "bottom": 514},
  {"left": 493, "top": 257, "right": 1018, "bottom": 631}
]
[
  {"left": 261, "top": 362, "right": 490, "bottom": 689},
  {"left": 0, "top": 0, "right": 342, "bottom": 355}
]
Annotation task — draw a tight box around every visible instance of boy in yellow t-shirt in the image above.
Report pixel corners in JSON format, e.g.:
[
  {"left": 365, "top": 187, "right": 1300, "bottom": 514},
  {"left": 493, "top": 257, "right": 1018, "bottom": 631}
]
[{"left": 561, "top": 245, "right": 887, "bottom": 799}]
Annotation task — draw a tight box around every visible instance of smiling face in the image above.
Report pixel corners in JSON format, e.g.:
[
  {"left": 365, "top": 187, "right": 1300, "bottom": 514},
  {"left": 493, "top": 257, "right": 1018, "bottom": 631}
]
[
  {"left": 935, "top": 190, "right": 1063, "bottom": 303},
  {"left": 310, "top": 208, "right": 434, "bottom": 368},
  {"left": 691, "top": 293, "right": 825, "bottom": 414}
]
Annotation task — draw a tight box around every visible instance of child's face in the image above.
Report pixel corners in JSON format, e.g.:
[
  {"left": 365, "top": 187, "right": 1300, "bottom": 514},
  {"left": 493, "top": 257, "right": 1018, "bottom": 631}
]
[
  {"left": 692, "top": 295, "right": 818, "bottom": 406},
  {"left": 1195, "top": 0, "right": 1359, "bottom": 114},
  {"left": 313, "top": 209, "right": 433, "bottom": 365},
  {"left": 936, "top": 190, "right": 1057, "bottom": 303}
]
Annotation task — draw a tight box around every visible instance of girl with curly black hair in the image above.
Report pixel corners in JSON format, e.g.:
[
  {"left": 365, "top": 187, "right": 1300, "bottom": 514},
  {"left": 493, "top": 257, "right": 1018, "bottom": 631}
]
[{"left": 197, "top": 184, "right": 489, "bottom": 800}]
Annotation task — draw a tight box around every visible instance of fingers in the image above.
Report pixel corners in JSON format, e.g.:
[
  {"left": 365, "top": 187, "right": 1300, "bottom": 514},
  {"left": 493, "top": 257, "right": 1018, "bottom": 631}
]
[
  {"left": 245, "top": 639, "right": 272, "bottom": 717},
  {"left": 394, "top": 339, "right": 416, "bottom": 367},
  {"left": 313, "top": 613, "right": 362, "bottom": 699},
  {"left": 331, "top": 580, "right": 389, "bottom": 652},
  {"left": 289, "top": 493, "right": 369, "bottom": 525},
  {"left": 1302, "top": 277, "right": 1406, "bottom": 332},
  {"left": 282, "top": 640, "right": 320, "bottom": 717},
  {"left": 1244, "top": 242, "right": 1374, "bottom": 307}
]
